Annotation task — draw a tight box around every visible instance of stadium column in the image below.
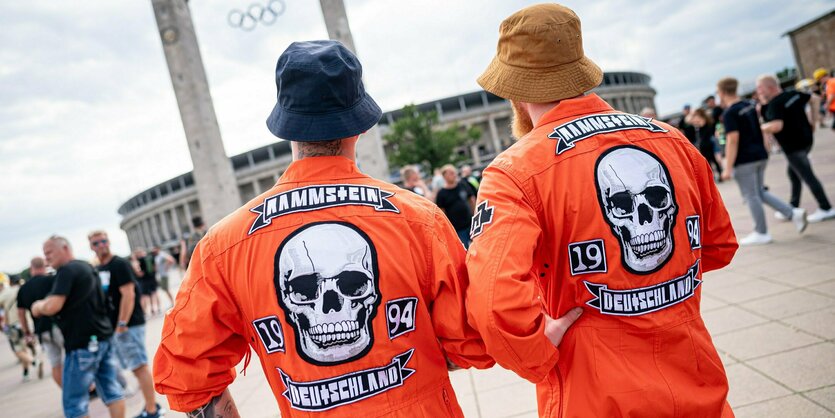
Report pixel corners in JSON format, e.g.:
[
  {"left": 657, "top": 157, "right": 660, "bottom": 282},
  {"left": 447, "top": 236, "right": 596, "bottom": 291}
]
[
  {"left": 150, "top": 0, "right": 242, "bottom": 227},
  {"left": 319, "top": 0, "right": 390, "bottom": 181}
]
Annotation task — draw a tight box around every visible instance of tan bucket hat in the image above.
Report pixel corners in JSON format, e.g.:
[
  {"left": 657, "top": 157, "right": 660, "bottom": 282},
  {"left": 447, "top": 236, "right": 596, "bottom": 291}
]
[{"left": 478, "top": 3, "right": 603, "bottom": 103}]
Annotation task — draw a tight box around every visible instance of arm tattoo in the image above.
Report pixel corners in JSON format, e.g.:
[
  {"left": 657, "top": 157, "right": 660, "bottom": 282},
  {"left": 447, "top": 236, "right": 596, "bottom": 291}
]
[
  {"left": 296, "top": 139, "right": 343, "bottom": 158},
  {"left": 187, "top": 390, "right": 239, "bottom": 418}
]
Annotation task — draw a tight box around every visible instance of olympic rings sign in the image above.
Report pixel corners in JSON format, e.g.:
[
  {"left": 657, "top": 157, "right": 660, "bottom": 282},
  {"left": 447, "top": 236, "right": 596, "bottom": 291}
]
[{"left": 228, "top": 0, "right": 286, "bottom": 31}]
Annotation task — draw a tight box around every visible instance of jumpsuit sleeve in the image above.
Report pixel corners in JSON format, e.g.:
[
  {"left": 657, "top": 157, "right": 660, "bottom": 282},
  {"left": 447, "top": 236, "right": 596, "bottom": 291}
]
[
  {"left": 153, "top": 238, "right": 249, "bottom": 412},
  {"left": 465, "top": 166, "right": 559, "bottom": 383},
  {"left": 695, "top": 153, "right": 738, "bottom": 273},
  {"left": 428, "top": 208, "right": 496, "bottom": 370}
]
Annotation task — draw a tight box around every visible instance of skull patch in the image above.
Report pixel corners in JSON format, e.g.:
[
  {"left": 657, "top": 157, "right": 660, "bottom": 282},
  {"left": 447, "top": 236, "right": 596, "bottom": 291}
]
[
  {"left": 274, "top": 222, "right": 380, "bottom": 365},
  {"left": 594, "top": 146, "right": 678, "bottom": 274}
]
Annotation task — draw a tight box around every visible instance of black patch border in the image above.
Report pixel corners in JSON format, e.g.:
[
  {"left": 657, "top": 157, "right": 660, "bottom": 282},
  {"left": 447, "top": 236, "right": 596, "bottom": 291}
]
[
  {"left": 273, "top": 221, "right": 381, "bottom": 366},
  {"left": 567, "top": 239, "right": 608, "bottom": 276},
  {"left": 385, "top": 297, "right": 418, "bottom": 340},
  {"left": 252, "top": 315, "right": 286, "bottom": 354},
  {"left": 686, "top": 215, "right": 702, "bottom": 250},
  {"left": 593, "top": 145, "right": 679, "bottom": 275}
]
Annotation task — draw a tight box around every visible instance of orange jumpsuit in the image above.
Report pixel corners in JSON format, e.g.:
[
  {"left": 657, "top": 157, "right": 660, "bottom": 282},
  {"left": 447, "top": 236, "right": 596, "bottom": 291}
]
[
  {"left": 467, "top": 94, "right": 738, "bottom": 417},
  {"left": 154, "top": 157, "right": 494, "bottom": 417}
]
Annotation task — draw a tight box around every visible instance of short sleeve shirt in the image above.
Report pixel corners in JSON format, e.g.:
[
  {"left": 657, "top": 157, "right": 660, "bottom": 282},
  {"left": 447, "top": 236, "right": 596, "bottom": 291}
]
[
  {"left": 51, "top": 260, "right": 113, "bottom": 350},
  {"left": 763, "top": 91, "right": 813, "bottom": 153},
  {"left": 722, "top": 100, "right": 768, "bottom": 166},
  {"left": 97, "top": 256, "right": 145, "bottom": 327},
  {"left": 17, "top": 275, "right": 55, "bottom": 334}
]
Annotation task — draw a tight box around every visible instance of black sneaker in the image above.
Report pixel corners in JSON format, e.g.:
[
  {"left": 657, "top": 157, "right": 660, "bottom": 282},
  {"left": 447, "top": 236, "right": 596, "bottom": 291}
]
[{"left": 134, "top": 403, "right": 165, "bottom": 418}]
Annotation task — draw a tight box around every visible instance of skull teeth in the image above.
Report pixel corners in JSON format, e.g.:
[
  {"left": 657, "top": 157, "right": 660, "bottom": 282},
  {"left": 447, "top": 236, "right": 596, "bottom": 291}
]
[
  {"left": 628, "top": 230, "right": 667, "bottom": 256},
  {"left": 308, "top": 320, "right": 360, "bottom": 336}
]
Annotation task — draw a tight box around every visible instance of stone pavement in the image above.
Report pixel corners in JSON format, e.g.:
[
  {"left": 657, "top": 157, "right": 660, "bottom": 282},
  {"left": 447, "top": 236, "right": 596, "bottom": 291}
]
[{"left": 1, "top": 129, "right": 834, "bottom": 417}]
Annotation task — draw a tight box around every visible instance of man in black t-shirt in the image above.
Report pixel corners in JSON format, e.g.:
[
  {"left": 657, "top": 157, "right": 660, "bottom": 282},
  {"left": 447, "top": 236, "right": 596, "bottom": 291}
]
[
  {"left": 435, "top": 164, "right": 476, "bottom": 248},
  {"left": 89, "top": 230, "right": 162, "bottom": 418},
  {"left": 757, "top": 75, "right": 835, "bottom": 223},
  {"left": 32, "top": 235, "right": 125, "bottom": 418},
  {"left": 678, "top": 104, "right": 697, "bottom": 144},
  {"left": 718, "top": 77, "right": 806, "bottom": 246},
  {"left": 17, "top": 256, "right": 62, "bottom": 387}
]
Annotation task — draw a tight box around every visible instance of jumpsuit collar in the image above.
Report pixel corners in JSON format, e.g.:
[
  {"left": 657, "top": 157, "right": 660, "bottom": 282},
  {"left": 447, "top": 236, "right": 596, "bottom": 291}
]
[
  {"left": 278, "top": 156, "right": 366, "bottom": 184},
  {"left": 535, "top": 93, "right": 616, "bottom": 128}
]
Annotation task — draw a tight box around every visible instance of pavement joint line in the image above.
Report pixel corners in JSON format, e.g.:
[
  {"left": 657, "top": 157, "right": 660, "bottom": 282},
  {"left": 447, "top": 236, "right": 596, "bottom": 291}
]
[
  {"left": 731, "top": 361, "right": 835, "bottom": 414},
  {"left": 709, "top": 302, "right": 833, "bottom": 342}
]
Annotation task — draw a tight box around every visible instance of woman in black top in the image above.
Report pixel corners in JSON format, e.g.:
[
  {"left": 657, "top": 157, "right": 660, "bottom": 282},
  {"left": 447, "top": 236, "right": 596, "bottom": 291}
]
[{"left": 690, "top": 108, "right": 724, "bottom": 181}]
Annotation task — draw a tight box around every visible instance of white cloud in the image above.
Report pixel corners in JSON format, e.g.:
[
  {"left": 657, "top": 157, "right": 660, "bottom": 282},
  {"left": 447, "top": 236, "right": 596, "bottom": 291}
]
[{"left": 0, "top": 0, "right": 832, "bottom": 271}]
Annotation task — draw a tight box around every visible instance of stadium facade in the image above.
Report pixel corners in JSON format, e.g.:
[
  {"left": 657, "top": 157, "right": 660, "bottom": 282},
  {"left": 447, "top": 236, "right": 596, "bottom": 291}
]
[{"left": 119, "top": 71, "right": 656, "bottom": 250}]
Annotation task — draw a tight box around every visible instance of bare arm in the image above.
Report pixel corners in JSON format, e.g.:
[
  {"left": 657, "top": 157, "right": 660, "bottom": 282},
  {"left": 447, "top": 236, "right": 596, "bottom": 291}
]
[
  {"left": 808, "top": 95, "right": 820, "bottom": 130},
  {"left": 721, "top": 131, "right": 739, "bottom": 181},
  {"left": 17, "top": 308, "right": 31, "bottom": 334},
  {"left": 31, "top": 295, "right": 67, "bottom": 317},
  {"left": 760, "top": 120, "right": 783, "bottom": 134},
  {"left": 179, "top": 241, "right": 188, "bottom": 269},
  {"left": 186, "top": 389, "right": 240, "bottom": 418},
  {"left": 116, "top": 282, "right": 136, "bottom": 331}
]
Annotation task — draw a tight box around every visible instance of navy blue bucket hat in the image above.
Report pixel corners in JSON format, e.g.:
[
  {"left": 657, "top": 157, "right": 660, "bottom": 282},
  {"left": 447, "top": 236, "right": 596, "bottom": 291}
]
[{"left": 266, "top": 40, "right": 382, "bottom": 142}]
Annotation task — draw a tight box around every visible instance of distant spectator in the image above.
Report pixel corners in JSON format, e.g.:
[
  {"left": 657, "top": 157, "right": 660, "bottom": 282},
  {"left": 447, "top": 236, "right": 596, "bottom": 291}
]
[
  {"left": 435, "top": 164, "right": 476, "bottom": 248},
  {"left": 400, "top": 165, "right": 430, "bottom": 197},
  {"left": 717, "top": 77, "right": 806, "bottom": 245},
  {"left": 704, "top": 95, "right": 724, "bottom": 128},
  {"left": 677, "top": 104, "right": 697, "bottom": 145},
  {"left": 688, "top": 108, "right": 724, "bottom": 180},
  {"left": 179, "top": 216, "right": 206, "bottom": 270},
  {"left": 460, "top": 164, "right": 480, "bottom": 194},
  {"left": 33, "top": 235, "right": 125, "bottom": 418},
  {"left": 0, "top": 274, "right": 38, "bottom": 381},
  {"left": 757, "top": 74, "right": 834, "bottom": 223},
  {"left": 132, "top": 248, "right": 159, "bottom": 316},
  {"left": 17, "top": 256, "right": 62, "bottom": 387},
  {"left": 639, "top": 107, "right": 657, "bottom": 119},
  {"left": 152, "top": 246, "right": 175, "bottom": 308}
]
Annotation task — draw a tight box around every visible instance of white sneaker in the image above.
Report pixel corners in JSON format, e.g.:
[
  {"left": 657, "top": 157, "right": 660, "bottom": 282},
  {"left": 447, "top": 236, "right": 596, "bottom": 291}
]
[
  {"left": 739, "top": 232, "right": 773, "bottom": 246},
  {"left": 807, "top": 208, "right": 835, "bottom": 223},
  {"left": 791, "top": 208, "right": 808, "bottom": 233},
  {"left": 774, "top": 211, "right": 789, "bottom": 221}
]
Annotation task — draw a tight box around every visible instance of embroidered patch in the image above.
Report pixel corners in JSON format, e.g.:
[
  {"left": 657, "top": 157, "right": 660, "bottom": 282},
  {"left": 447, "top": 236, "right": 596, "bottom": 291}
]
[
  {"left": 584, "top": 260, "right": 701, "bottom": 316},
  {"left": 278, "top": 349, "right": 415, "bottom": 412},
  {"left": 252, "top": 315, "right": 285, "bottom": 354},
  {"left": 470, "top": 200, "right": 494, "bottom": 239},
  {"left": 594, "top": 145, "right": 679, "bottom": 275},
  {"left": 274, "top": 222, "right": 381, "bottom": 366},
  {"left": 686, "top": 215, "right": 701, "bottom": 250},
  {"left": 568, "top": 239, "right": 607, "bottom": 276},
  {"left": 385, "top": 297, "right": 417, "bottom": 340},
  {"left": 249, "top": 184, "right": 399, "bottom": 234},
  {"left": 549, "top": 113, "right": 668, "bottom": 155}
]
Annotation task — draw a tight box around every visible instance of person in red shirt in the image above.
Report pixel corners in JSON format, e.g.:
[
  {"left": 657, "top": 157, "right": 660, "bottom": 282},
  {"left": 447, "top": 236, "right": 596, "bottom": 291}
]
[
  {"left": 467, "top": 4, "right": 738, "bottom": 417},
  {"left": 153, "top": 40, "right": 493, "bottom": 418}
]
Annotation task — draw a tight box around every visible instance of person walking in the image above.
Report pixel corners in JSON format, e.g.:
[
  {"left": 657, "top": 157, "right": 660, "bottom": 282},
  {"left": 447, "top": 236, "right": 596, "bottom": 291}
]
[
  {"left": 152, "top": 246, "right": 176, "bottom": 308},
  {"left": 0, "top": 274, "right": 39, "bottom": 381},
  {"left": 757, "top": 74, "right": 835, "bottom": 223},
  {"left": 467, "top": 4, "right": 739, "bottom": 417},
  {"left": 717, "top": 77, "right": 808, "bottom": 244},
  {"left": 17, "top": 257, "right": 60, "bottom": 386},
  {"left": 89, "top": 231, "right": 164, "bottom": 418},
  {"left": 153, "top": 40, "right": 493, "bottom": 418},
  {"left": 32, "top": 235, "right": 125, "bottom": 418},
  {"left": 435, "top": 164, "right": 476, "bottom": 248},
  {"left": 689, "top": 108, "right": 724, "bottom": 180}
]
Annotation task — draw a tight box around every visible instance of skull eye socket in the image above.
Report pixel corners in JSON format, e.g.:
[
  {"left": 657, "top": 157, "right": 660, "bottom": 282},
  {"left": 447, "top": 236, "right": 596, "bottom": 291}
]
[
  {"left": 643, "top": 186, "right": 671, "bottom": 210},
  {"left": 335, "top": 270, "right": 373, "bottom": 299},
  {"left": 608, "top": 191, "right": 634, "bottom": 217},
  {"left": 287, "top": 273, "right": 321, "bottom": 304}
]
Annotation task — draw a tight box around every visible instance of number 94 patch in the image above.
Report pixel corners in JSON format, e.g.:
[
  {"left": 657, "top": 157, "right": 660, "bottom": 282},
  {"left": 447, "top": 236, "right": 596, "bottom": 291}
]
[{"left": 386, "top": 297, "right": 417, "bottom": 340}]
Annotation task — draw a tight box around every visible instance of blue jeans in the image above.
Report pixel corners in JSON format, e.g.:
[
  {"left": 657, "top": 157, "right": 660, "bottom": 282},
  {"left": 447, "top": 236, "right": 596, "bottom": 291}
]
[
  {"left": 113, "top": 324, "right": 149, "bottom": 371},
  {"left": 63, "top": 338, "right": 124, "bottom": 418}
]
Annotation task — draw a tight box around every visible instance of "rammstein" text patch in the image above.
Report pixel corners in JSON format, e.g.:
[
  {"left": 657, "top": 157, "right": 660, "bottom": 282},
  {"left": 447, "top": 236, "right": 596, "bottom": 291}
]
[
  {"left": 249, "top": 184, "right": 399, "bottom": 234},
  {"left": 548, "top": 113, "right": 668, "bottom": 155},
  {"left": 277, "top": 349, "right": 415, "bottom": 411},
  {"left": 583, "top": 260, "right": 701, "bottom": 316}
]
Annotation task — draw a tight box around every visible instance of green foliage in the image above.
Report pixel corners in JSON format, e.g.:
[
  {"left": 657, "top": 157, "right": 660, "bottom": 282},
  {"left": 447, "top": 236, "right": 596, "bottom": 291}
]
[{"left": 383, "top": 104, "right": 481, "bottom": 174}]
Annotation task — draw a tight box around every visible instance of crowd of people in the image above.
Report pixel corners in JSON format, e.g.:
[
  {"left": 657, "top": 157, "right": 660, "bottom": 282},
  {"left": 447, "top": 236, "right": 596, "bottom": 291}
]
[{"left": 0, "top": 224, "right": 202, "bottom": 418}]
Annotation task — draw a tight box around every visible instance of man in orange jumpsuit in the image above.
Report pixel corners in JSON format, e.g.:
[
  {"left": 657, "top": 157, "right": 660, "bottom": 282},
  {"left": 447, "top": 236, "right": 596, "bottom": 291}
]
[
  {"left": 153, "top": 40, "right": 493, "bottom": 417},
  {"left": 467, "top": 4, "right": 738, "bottom": 417}
]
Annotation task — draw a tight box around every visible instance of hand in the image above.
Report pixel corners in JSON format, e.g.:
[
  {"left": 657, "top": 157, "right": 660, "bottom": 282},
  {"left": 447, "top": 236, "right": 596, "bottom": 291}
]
[
  {"left": 24, "top": 334, "right": 35, "bottom": 345},
  {"left": 543, "top": 307, "right": 583, "bottom": 348},
  {"left": 721, "top": 168, "right": 733, "bottom": 181},
  {"left": 31, "top": 301, "right": 44, "bottom": 318}
]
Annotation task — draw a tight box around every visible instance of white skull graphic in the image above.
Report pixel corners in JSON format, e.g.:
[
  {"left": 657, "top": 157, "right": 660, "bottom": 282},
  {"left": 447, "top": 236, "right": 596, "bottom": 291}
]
[
  {"left": 275, "top": 222, "right": 379, "bottom": 365},
  {"left": 595, "top": 147, "right": 677, "bottom": 273}
]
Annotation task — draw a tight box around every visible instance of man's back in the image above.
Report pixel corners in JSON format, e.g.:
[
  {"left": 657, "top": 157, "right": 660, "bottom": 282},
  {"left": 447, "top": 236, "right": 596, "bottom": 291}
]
[
  {"left": 764, "top": 90, "right": 813, "bottom": 152},
  {"left": 155, "top": 156, "right": 492, "bottom": 417},
  {"left": 468, "top": 94, "right": 738, "bottom": 417}
]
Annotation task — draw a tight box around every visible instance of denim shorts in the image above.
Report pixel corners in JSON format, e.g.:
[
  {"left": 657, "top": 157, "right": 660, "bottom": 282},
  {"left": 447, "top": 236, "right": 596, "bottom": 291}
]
[
  {"left": 63, "top": 339, "right": 124, "bottom": 418},
  {"left": 39, "top": 326, "right": 64, "bottom": 367},
  {"left": 112, "top": 324, "right": 148, "bottom": 371}
]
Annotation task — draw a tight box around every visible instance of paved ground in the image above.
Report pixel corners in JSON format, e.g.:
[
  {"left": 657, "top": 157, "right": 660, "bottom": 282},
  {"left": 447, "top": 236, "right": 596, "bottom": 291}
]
[{"left": 2, "top": 128, "right": 834, "bottom": 417}]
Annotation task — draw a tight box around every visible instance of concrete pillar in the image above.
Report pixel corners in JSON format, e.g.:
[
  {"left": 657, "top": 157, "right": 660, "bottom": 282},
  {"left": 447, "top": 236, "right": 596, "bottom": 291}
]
[
  {"left": 320, "top": 0, "right": 390, "bottom": 181},
  {"left": 151, "top": 0, "right": 242, "bottom": 227},
  {"left": 159, "top": 209, "right": 172, "bottom": 242},
  {"left": 488, "top": 116, "right": 503, "bottom": 153},
  {"left": 169, "top": 207, "right": 183, "bottom": 240},
  {"left": 139, "top": 219, "right": 152, "bottom": 249},
  {"left": 183, "top": 201, "right": 195, "bottom": 234}
]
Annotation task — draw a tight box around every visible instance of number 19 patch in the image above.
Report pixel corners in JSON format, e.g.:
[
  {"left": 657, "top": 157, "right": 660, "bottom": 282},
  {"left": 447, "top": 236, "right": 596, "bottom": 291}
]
[
  {"left": 253, "top": 315, "right": 285, "bottom": 354},
  {"left": 568, "top": 239, "right": 608, "bottom": 276},
  {"left": 386, "top": 297, "right": 417, "bottom": 340}
]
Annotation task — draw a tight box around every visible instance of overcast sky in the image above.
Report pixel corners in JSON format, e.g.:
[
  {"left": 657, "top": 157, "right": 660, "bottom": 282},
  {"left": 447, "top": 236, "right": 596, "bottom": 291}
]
[{"left": 0, "top": 0, "right": 831, "bottom": 272}]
